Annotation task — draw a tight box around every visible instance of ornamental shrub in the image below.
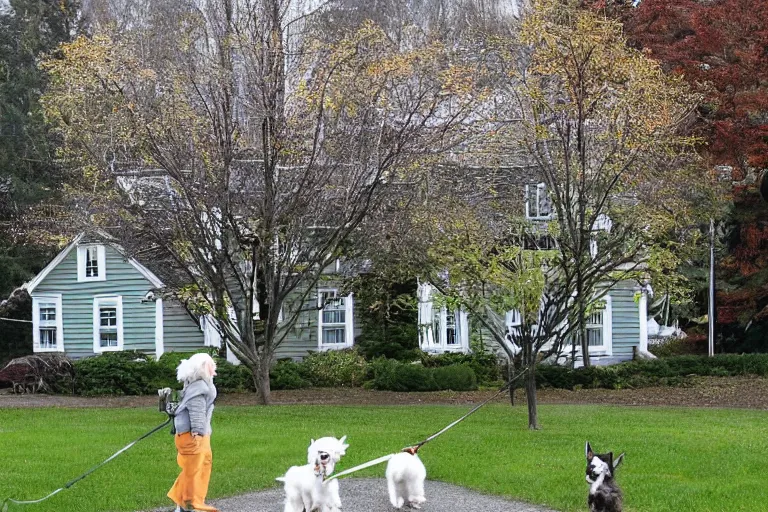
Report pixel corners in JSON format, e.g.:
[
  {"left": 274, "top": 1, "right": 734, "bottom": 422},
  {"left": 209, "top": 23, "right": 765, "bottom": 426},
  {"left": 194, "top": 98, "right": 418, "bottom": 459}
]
[
  {"left": 433, "top": 363, "right": 478, "bottom": 391},
  {"left": 74, "top": 351, "right": 171, "bottom": 396},
  {"left": 270, "top": 359, "right": 310, "bottom": 390},
  {"left": 420, "top": 351, "right": 500, "bottom": 385},
  {"left": 301, "top": 349, "right": 367, "bottom": 387}
]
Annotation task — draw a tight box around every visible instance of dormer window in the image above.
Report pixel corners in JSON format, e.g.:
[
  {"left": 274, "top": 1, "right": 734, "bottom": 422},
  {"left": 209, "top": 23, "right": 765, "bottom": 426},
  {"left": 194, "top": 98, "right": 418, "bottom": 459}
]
[
  {"left": 525, "top": 183, "right": 552, "bottom": 220},
  {"left": 77, "top": 245, "right": 106, "bottom": 282}
]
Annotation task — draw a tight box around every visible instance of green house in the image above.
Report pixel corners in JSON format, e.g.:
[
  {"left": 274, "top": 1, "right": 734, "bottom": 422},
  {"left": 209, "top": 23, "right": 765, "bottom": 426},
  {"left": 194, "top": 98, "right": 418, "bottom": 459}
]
[
  {"left": 24, "top": 233, "right": 361, "bottom": 362},
  {"left": 24, "top": 233, "right": 208, "bottom": 359}
]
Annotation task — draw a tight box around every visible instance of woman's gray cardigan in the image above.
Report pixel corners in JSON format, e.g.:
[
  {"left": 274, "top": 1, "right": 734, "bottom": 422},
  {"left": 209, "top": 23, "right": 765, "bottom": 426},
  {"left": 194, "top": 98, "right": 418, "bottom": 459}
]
[{"left": 174, "top": 379, "right": 217, "bottom": 436}]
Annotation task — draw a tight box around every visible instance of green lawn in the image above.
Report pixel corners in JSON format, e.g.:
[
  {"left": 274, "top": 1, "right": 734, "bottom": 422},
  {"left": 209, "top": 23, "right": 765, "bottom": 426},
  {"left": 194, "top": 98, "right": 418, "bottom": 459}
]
[{"left": 1, "top": 404, "right": 766, "bottom": 511}]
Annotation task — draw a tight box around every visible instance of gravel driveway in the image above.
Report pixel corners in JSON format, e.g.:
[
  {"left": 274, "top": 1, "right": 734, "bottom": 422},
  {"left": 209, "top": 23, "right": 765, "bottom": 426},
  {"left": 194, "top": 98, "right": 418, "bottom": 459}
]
[{"left": 187, "top": 478, "right": 556, "bottom": 512}]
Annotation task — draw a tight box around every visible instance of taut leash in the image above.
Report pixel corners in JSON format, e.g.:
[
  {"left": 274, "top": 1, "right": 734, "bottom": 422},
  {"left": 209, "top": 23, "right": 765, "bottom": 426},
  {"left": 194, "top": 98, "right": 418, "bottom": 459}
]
[
  {"left": 1, "top": 417, "right": 172, "bottom": 511},
  {"left": 325, "top": 368, "right": 529, "bottom": 483}
]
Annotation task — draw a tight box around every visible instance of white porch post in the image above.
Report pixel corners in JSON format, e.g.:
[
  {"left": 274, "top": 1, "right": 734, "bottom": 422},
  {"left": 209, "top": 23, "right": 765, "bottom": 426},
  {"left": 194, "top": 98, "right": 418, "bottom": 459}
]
[
  {"left": 638, "top": 286, "right": 649, "bottom": 352},
  {"left": 155, "top": 298, "right": 164, "bottom": 359},
  {"left": 458, "top": 310, "right": 470, "bottom": 352}
]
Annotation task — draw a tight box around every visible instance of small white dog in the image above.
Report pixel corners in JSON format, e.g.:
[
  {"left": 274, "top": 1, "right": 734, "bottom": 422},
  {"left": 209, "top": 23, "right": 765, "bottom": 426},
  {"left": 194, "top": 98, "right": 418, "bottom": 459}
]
[
  {"left": 307, "top": 436, "right": 348, "bottom": 465},
  {"left": 385, "top": 448, "right": 427, "bottom": 509},
  {"left": 277, "top": 436, "right": 349, "bottom": 512}
]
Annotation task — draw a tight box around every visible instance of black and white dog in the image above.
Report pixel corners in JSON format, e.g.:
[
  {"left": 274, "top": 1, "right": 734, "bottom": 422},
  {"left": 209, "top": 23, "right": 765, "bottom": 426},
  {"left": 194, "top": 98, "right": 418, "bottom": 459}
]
[{"left": 585, "top": 442, "right": 624, "bottom": 512}]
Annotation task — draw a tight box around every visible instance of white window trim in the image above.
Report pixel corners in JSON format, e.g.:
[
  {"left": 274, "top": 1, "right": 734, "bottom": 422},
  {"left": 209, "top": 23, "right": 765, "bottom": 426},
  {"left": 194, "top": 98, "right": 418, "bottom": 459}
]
[
  {"left": 77, "top": 245, "right": 106, "bottom": 282},
  {"left": 434, "top": 306, "right": 470, "bottom": 353},
  {"left": 155, "top": 297, "right": 164, "bottom": 359},
  {"left": 525, "top": 183, "right": 553, "bottom": 220},
  {"left": 93, "top": 295, "right": 124, "bottom": 353},
  {"left": 417, "top": 281, "right": 436, "bottom": 348},
  {"left": 32, "top": 294, "right": 64, "bottom": 353},
  {"left": 317, "top": 289, "right": 354, "bottom": 350}
]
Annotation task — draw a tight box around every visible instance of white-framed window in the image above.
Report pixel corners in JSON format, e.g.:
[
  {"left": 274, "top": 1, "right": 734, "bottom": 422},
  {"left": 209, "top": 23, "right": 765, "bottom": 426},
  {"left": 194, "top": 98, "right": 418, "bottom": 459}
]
[
  {"left": 77, "top": 245, "right": 106, "bottom": 282},
  {"left": 432, "top": 306, "right": 469, "bottom": 352},
  {"left": 585, "top": 295, "right": 612, "bottom": 355},
  {"left": 445, "top": 311, "right": 458, "bottom": 345},
  {"left": 525, "top": 183, "right": 552, "bottom": 220},
  {"left": 93, "top": 296, "right": 123, "bottom": 352},
  {"left": 32, "top": 294, "right": 64, "bottom": 352},
  {"left": 317, "top": 289, "right": 354, "bottom": 349},
  {"left": 589, "top": 214, "right": 612, "bottom": 259}
]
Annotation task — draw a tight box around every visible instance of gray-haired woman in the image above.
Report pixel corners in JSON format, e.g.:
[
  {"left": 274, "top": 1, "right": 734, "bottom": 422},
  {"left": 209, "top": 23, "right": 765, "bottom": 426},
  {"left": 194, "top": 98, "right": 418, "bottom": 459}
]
[{"left": 167, "top": 353, "right": 219, "bottom": 512}]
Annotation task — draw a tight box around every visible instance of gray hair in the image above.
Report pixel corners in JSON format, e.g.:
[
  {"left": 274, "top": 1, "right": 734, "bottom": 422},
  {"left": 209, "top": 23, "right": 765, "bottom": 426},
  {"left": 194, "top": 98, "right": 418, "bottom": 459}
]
[{"left": 176, "top": 353, "right": 216, "bottom": 384}]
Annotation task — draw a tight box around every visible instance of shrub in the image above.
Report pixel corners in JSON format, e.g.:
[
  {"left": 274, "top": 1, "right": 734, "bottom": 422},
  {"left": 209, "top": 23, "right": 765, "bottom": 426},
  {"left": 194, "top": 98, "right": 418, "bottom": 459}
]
[
  {"left": 0, "top": 354, "right": 75, "bottom": 394},
  {"left": 270, "top": 359, "right": 310, "bottom": 390},
  {"left": 649, "top": 336, "right": 708, "bottom": 357},
  {"left": 301, "top": 349, "right": 367, "bottom": 387},
  {"left": 74, "top": 351, "right": 173, "bottom": 396},
  {"left": 367, "top": 358, "right": 481, "bottom": 392},
  {"left": 355, "top": 323, "right": 422, "bottom": 361},
  {"left": 535, "top": 354, "right": 768, "bottom": 391},
  {"left": 372, "top": 360, "right": 437, "bottom": 391},
  {"left": 72, "top": 350, "right": 252, "bottom": 395},
  {"left": 433, "top": 364, "right": 478, "bottom": 391},
  {"left": 420, "top": 351, "right": 500, "bottom": 385},
  {"left": 213, "top": 359, "right": 254, "bottom": 392}
]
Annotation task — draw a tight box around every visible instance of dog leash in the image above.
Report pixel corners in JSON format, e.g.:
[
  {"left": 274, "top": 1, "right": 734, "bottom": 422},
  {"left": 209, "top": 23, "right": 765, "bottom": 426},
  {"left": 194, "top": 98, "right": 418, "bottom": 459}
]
[
  {"left": 1, "top": 417, "right": 172, "bottom": 512},
  {"left": 325, "top": 368, "right": 529, "bottom": 483}
]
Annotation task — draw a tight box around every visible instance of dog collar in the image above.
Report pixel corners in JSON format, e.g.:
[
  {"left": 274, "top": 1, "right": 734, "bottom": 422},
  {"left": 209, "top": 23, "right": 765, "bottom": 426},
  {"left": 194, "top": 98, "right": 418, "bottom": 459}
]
[{"left": 402, "top": 446, "right": 420, "bottom": 455}]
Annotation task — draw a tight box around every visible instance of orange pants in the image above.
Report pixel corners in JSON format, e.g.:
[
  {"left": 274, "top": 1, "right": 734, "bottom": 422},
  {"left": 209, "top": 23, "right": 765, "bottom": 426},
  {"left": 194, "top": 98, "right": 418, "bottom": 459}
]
[{"left": 167, "top": 433, "right": 218, "bottom": 512}]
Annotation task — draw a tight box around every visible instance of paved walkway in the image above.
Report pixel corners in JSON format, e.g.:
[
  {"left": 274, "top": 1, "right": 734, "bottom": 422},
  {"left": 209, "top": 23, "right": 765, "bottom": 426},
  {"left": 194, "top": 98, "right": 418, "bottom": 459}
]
[{"left": 186, "top": 478, "right": 556, "bottom": 512}]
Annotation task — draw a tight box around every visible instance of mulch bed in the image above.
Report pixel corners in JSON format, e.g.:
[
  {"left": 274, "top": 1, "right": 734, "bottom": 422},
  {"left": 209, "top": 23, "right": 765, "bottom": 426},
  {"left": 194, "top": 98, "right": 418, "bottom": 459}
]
[{"left": 2, "top": 376, "right": 767, "bottom": 409}]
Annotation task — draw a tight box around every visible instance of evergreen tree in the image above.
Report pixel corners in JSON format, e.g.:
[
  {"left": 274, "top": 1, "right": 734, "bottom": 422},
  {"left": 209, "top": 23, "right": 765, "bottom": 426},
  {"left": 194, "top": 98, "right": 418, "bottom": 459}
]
[{"left": 0, "top": 0, "right": 79, "bottom": 298}]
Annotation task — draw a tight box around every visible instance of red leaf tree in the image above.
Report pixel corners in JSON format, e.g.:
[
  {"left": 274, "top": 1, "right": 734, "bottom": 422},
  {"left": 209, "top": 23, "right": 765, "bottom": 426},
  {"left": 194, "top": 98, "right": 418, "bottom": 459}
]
[{"left": 589, "top": 0, "right": 768, "bottom": 343}]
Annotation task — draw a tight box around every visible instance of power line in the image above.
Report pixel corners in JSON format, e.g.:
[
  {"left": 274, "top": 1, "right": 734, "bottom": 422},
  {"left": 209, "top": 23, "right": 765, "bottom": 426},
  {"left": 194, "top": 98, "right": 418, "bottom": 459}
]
[{"left": 0, "top": 317, "right": 32, "bottom": 323}]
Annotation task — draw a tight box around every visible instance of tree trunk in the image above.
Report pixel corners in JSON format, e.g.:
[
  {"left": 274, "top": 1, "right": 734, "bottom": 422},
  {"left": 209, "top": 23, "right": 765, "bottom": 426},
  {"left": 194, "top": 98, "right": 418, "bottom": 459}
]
[
  {"left": 525, "top": 364, "right": 539, "bottom": 430},
  {"left": 577, "top": 273, "right": 591, "bottom": 368},
  {"left": 251, "top": 359, "right": 272, "bottom": 405},
  {"left": 507, "top": 359, "right": 516, "bottom": 406}
]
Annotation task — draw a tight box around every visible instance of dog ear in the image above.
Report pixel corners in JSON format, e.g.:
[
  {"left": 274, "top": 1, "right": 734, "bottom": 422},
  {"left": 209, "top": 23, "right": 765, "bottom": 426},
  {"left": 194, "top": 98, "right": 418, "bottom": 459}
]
[
  {"left": 310, "top": 439, "right": 315, "bottom": 446},
  {"left": 586, "top": 441, "right": 594, "bottom": 461},
  {"left": 613, "top": 453, "right": 625, "bottom": 470},
  {"left": 339, "top": 435, "right": 347, "bottom": 445},
  {"left": 607, "top": 452, "right": 614, "bottom": 471}
]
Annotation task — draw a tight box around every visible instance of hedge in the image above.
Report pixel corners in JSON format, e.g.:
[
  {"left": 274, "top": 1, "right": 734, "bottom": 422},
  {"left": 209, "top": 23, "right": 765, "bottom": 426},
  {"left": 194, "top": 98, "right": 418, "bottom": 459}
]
[
  {"left": 420, "top": 351, "right": 500, "bottom": 386},
  {"left": 535, "top": 354, "right": 768, "bottom": 390},
  {"left": 43, "top": 351, "right": 768, "bottom": 396},
  {"left": 72, "top": 351, "right": 252, "bottom": 396},
  {"left": 366, "top": 358, "right": 478, "bottom": 391}
]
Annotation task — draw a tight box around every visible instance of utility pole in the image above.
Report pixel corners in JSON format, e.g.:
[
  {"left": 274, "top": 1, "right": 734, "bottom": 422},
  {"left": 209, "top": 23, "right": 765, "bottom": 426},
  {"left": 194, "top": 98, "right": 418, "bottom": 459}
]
[{"left": 708, "top": 218, "right": 715, "bottom": 357}]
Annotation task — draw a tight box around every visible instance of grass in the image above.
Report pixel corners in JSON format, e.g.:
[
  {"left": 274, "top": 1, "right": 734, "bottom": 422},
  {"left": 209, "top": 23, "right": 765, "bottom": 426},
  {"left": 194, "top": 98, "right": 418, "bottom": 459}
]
[{"left": 0, "top": 404, "right": 766, "bottom": 511}]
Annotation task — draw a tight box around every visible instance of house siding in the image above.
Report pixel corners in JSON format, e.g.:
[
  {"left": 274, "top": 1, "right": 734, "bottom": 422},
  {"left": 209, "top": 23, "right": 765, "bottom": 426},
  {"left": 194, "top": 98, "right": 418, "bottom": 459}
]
[
  {"left": 32, "top": 243, "right": 203, "bottom": 358},
  {"left": 274, "top": 279, "right": 362, "bottom": 360},
  {"left": 460, "top": 282, "right": 642, "bottom": 366},
  {"left": 594, "top": 282, "right": 640, "bottom": 365},
  {"left": 163, "top": 301, "right": 207, "bottom": 352}
]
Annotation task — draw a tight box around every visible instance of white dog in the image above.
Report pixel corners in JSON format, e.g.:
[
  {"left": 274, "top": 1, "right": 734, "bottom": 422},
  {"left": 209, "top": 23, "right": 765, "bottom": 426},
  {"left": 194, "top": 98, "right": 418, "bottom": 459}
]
[
  {"left": 385, "top": 448, "right": 427, "bottom": 509},
  {"left": 277, "top": 436, "right": 348, "bottom": 512},
  {"left": 307, "top": 436, "right": 348, "bottom": 465}
]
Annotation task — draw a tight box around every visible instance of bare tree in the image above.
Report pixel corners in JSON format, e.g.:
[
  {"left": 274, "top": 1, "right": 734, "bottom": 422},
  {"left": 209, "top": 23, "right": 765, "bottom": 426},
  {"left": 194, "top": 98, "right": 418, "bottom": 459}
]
[
  {"left": 489, "top": 0, "right": 706, "bottom": 366},
  {"left": 43, "top": 0, "right": 479, "bottom": 403}
]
